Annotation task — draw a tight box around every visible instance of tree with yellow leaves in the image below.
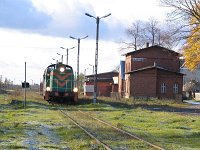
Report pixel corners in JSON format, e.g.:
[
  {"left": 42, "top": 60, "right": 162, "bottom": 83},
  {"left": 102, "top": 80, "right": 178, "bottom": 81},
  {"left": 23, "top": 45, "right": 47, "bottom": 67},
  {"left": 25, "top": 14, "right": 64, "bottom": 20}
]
[
  {"left": 183, "top": 13, "right": 200, "bottom": 70},
  {"left": 161, "top": 0, "right": 200, "bottom": 70}
]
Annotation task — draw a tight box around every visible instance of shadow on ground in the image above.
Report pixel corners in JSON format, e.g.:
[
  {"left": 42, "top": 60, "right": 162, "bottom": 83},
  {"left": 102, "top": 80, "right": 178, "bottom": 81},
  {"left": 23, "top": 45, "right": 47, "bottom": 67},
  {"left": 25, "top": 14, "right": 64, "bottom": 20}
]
[
  {"left": 77, "top": 97, "right": 200, "bottom": 115},
  {"left": 1, "top": 95, "right": 200, "bottom": 115}
]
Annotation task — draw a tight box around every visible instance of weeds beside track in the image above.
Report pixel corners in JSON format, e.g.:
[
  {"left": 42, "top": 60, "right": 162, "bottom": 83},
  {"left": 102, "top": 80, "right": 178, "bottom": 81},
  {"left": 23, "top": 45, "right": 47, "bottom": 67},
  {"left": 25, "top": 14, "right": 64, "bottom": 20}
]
[
  {"left": 78, "top": 110, "right": 165, "bottom": 150},
  {"left": 59, "top": 108, "right": 165, "bottom": 150}
]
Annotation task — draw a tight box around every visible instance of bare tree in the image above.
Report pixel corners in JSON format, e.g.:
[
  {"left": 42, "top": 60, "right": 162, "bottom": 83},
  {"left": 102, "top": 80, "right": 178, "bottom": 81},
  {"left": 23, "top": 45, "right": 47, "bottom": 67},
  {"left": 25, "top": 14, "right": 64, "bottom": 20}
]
[
  {"left": 161, "top": 0, "right": 200, "bottom": 22},
  {"left": 158, "top": 22, "right": 182, "bottom": 48},
  {"left": 160, "top": 0, "right": 200, "bottom": 39},
  {"left": 125, "top": 20, "right": 144, "bottom": 50},
  {"left": 144, "top": 18, "right": 160, "bottom": 46},
  {"left": 123, "top": 19, "right": 178, "bottom": 51}
]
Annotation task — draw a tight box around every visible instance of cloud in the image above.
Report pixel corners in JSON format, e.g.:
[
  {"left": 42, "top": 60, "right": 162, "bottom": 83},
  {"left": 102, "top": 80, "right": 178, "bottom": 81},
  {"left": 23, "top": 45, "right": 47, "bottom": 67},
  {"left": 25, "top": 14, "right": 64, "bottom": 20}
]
[
  {"left": 0, "top": 0, "right": 124, "bottom": 40},
  {"left": 0, "top": 0, "right": 167, "bottom": 41},
  {"left": 0, "top": 28, "right": 122, "bottom": 84},
  {"left": 0, "top": 0, "right": 171, "bottom": 84},
  {"left": 31, "top": 0, "right": 117, "bottom": 39},
  {"left": 0, "top": 0, "right": 52, "bottom": 30}
]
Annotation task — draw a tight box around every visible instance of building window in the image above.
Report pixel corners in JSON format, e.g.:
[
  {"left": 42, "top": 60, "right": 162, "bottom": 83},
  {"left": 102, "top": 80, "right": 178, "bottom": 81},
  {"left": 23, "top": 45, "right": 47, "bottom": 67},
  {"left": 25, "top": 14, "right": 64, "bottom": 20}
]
[
  {"left": 161, "top": 83, "right": 166, "bottom": 93},
  {"left": 173, "top": 83, "right": 178, "bottom": 94}
]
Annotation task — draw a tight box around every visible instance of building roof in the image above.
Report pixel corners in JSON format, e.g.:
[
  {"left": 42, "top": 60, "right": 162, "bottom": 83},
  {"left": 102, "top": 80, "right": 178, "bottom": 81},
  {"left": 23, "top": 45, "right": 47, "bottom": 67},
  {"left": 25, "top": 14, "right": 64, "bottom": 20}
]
[
  {"left": 85, "top": 71, "right": 119, "bottom": 82},
  {"left": 126, "top": 64, "right": 184, "bottom": 76},
  {"left": 86, "top": 71, "right": 118, "bottom": 78},
  {"left": 124, "top": 45, "right": 180, "bottom": 56}
]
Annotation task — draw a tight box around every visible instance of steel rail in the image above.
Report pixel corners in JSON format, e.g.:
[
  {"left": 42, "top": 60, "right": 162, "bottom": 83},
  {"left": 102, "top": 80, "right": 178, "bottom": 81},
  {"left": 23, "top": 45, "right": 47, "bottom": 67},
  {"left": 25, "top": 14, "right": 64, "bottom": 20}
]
[
  {"left": 78, "top": 110, "right": 165, "bottom": 150},
  {"left": 59, "top": 110, "right": 112, "bottom": 150}
]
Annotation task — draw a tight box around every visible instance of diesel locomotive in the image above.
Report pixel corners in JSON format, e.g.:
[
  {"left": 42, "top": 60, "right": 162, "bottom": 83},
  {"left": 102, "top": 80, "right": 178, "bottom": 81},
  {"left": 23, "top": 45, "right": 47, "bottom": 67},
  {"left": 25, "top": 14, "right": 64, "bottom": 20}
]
[{"left": 42, "top": 63, "right": 78, "bottom": 102}]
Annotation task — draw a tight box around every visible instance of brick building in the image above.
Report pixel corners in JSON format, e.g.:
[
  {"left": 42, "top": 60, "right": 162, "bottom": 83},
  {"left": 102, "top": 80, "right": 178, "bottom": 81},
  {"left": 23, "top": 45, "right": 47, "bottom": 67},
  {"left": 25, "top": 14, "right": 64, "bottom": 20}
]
[
  {"left": 123, "top": 45, "right": 184, "bottom": 99},
  {"left": 84, "top": 71, "right": 118, "bottom": 97}
]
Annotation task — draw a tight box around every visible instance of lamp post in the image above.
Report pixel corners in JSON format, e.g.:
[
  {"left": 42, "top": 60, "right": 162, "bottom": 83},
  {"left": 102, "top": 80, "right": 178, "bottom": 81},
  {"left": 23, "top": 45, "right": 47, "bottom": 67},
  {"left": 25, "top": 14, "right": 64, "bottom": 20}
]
[
  {"left": 84, "top": 64, "right": 94, "bottom": 79},
  {"left": 57, "top": 53, "right": 63, "bottom": 63},
  {"left": 52, "top": 58, "right": 58, "bottom": 64},
  {"left": 85, "top": 12, "right": 111, "bottom": 103},
  {"left": 69, "top": 35, "right": 88, "bottom": 88},
  {"left": 60, "top": 46, "right": 75, "bottom": 65}
]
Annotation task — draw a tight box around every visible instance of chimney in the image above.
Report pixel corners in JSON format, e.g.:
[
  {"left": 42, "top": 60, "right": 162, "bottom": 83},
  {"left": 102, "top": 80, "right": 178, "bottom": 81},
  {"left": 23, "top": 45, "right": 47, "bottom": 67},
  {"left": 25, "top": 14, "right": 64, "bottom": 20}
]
[{"left": 146, "top": 42, "right": 149, "bottom": 48}]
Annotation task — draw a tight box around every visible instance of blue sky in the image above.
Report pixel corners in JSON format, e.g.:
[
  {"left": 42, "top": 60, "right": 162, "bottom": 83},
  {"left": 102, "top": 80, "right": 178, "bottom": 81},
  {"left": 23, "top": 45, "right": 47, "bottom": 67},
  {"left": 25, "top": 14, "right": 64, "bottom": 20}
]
[
  {"left": 0, "top": 0, "right": 51, "bottom": 30},
  {"left": 0, "top": 0, "right": 123, "bottom": 39},
  {"left": 0, "top": 0, "right": 169, "bottom": 84}
]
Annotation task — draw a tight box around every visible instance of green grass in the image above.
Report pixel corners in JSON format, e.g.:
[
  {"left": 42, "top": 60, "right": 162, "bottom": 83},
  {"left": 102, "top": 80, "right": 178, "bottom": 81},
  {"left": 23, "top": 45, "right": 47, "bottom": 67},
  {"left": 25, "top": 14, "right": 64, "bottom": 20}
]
[
  {"left": 72, "top": 96, "right": 200, "bottom": 149},
  {"left": 1, "top": 91, "right": 200, "bottom": 149},
  {"left": 0, "top": 91, "right": 98, "bottom": 149},
  {"left": 76, "top": 99, "right": 200, "bottom": 150}
]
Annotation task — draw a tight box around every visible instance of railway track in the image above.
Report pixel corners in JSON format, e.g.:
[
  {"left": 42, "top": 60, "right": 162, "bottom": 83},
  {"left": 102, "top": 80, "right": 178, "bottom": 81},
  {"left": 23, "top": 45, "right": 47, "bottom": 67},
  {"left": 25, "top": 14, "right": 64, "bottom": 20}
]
[
  {"left": 59, "top": 109, "right": 165, "bottom": 150},
  {"left": 78, "top": 110, "right": 165, "bottom": 150},
  {"left": 59, "top": 109, "right": 111, "bottom": 149}
]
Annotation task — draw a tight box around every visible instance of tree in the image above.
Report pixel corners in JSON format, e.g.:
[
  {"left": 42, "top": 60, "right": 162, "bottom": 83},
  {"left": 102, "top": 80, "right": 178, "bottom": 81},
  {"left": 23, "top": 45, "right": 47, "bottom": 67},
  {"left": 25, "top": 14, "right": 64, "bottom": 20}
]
[
  {"left": 144, "top": 18, "right": 160, "bottom": 46},
  {"left": 125, "top": 20, "right": 144, "bottom": 50},
  {"left": 161, "top": 0, "right": 200, "bottom": 70},
  {"left": 183, "top": 17, "right": 200, "bottom": 70},
  {"left": 123, "top": 19, "right": 178, "bottom": 52},
  {"left": 79, "top": 73, "right": 85, "bottom": 94},
  {"left": 160, "top": 0, "right": 200, "bottom": 40},
  {"left": 161, "top": 0, "right": 200, "bottom": 22}
]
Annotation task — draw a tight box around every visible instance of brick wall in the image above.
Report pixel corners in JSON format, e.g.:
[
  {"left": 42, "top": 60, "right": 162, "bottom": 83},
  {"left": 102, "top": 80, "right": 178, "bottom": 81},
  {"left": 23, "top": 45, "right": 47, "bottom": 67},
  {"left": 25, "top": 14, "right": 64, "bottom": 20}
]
[
  {"left": 130, "top": 69, "right": 157, "bottom": 98},
  {"left": 126, "top": 46, "right": 180, "bottom": 72},
  {"left": 126, "top": 68, "right": 183, "bottom": 99},
  {"left": 85, "top": 81, "right": 112, "bottom": 97},
  {"left": 156, "top": 70, "right": 183, "bottom": 99}
]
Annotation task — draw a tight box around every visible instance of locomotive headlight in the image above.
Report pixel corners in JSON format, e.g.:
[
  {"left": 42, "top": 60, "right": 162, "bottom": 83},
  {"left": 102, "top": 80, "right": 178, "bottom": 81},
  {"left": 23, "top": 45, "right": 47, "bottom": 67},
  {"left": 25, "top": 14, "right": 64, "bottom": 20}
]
[
  {"left": 46, "top": 87, "right": 50, "bottom": 91},
  {"left": 60, "top": 67, "right": 65, "bottom": 72},
  {"left": 73, "top": 87, "right": 78, "bottom": 92}
]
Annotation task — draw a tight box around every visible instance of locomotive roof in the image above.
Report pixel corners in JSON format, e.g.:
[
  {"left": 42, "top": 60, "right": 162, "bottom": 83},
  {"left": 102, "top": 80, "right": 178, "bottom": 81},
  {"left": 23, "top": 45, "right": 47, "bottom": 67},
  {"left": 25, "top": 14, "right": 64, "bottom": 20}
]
[{"left": 47, "top": 63, "right": 73, "bottom": 70}]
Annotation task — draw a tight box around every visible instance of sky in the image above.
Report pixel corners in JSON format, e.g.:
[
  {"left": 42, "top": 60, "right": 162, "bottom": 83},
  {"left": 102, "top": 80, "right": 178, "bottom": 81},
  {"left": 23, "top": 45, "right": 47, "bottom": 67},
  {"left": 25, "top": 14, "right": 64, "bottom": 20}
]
[{"left": 0, "top": 0, "right": 169, "bottom": 85}]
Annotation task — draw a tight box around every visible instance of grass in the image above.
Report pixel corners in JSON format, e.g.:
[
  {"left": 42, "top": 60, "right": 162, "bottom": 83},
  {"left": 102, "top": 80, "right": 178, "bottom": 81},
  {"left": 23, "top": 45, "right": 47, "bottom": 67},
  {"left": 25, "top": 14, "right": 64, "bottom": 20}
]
[
  {"left": 0, "top": 90, "right": 200, "bottom": 149},
  {"left": 76, "top": 97, "right": 200, "bottom": 150},
  {"left": 0, "top": 90, "right": 98, "bottom": 149}
]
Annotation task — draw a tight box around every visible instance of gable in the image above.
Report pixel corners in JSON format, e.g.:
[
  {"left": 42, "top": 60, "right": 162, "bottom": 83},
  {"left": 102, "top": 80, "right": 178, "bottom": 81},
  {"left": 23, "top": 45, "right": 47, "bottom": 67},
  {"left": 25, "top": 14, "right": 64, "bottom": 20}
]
[{"left": 126, "top": 45, "right": 179, "bottom": 59}]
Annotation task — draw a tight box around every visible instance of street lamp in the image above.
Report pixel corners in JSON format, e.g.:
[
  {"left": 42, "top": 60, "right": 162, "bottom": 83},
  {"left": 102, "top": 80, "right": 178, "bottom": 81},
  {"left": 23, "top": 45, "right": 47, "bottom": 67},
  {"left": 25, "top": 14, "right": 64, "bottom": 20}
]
[
  {"left": 57, "top": 53, "right": 63, "bottom": 63},
  {"left": 69, "top": 35, "right": 88, "bottom": 88},
  {"left": 60, "top": 46, "right": 75, "bottom": 65},
  {"left": 84, "top": 64, "right": 94, "bottom": 79},
  {"left": 52, "top": 58, "right": 58, "bottom": 64},
  {"left": 85, "top": 12, "right": 111, "bottom": 103}
]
